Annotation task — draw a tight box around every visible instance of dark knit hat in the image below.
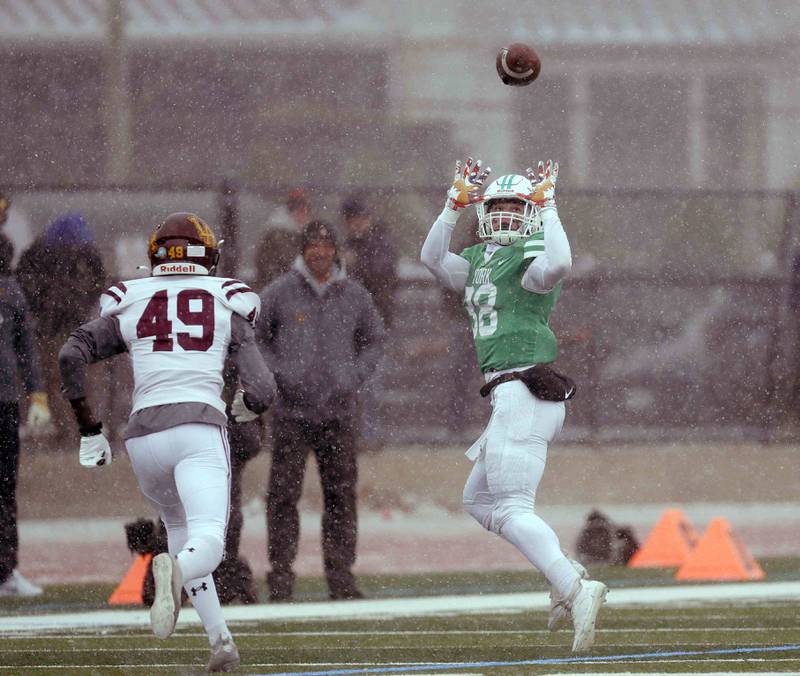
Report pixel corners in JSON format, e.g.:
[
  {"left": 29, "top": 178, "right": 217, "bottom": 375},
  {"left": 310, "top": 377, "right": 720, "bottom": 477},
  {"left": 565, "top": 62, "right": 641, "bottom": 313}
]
[
  {"left": 340, "top": 194, "right": 369, "bottom": 219},
  {"left": 301, "top": 220, "right": 337, "bottom": 251},
  {"left": 45, "top": 213, "right": 94, "bottom": 247}
]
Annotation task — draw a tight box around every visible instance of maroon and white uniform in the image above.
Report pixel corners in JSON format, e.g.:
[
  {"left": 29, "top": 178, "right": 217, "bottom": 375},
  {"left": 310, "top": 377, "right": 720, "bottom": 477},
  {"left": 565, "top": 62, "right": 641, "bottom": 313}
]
[
  {"left": 61, "top": 274, "right": 274, "bottom": 648},
  {"left": 100, "top": 275, "right": 259, "bottom": 415},
  {"left": 59, "top": 213, "right": 269, "bottom": 663}
]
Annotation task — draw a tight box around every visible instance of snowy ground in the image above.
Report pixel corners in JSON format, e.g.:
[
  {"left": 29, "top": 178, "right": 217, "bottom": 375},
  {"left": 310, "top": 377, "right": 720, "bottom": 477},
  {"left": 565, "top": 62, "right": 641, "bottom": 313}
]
[
  {"left": 14, "top": 442, "right": 800, "bottom": 585},
  {"left": 17, "top": 500, "right": 800, "bottom": 586}
]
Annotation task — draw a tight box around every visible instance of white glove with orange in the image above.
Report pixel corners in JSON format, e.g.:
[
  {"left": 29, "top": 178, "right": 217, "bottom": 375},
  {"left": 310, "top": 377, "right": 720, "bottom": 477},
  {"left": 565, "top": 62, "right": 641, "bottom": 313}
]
[
  {"left": 444, "top": 157, "right": 492, "bottom": 212},
  {"left": 526, "top": 159, "right": 559, "bottom": 209}
]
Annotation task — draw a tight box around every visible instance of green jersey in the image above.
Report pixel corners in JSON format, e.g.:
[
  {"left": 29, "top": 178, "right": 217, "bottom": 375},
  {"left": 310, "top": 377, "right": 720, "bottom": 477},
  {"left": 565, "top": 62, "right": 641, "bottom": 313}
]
[{"left": 459, "top": 233, "right": 561, "bottom": 373}]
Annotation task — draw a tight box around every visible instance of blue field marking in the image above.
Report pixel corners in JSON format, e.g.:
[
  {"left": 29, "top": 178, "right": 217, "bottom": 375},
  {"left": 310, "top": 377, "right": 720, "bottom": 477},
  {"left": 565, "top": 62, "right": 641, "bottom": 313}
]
[{"left": 259, "top": 644, "right": 800, "bottom": 676}]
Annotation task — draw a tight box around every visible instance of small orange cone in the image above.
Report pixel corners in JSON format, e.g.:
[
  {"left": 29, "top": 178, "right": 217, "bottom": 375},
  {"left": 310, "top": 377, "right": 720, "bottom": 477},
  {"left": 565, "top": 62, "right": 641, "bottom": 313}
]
[
  {"left": 108, "top": 553, "right": 152, "bottom": 605},
  {"left": 628, "top": 508, "right": 699, "bottom": 568},
  {"left": 675, "top": 517, "right": 765, "bottom": 581}
]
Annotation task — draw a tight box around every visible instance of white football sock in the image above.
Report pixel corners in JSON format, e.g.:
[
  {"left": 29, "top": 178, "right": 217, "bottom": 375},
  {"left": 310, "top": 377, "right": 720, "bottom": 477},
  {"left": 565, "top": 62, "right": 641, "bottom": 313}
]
[
  {"left": 500, "top": 514, "right": 581, "bottom": 599},
  {"left": 182, "top": 573, "right": 228, "bottom": 643}
]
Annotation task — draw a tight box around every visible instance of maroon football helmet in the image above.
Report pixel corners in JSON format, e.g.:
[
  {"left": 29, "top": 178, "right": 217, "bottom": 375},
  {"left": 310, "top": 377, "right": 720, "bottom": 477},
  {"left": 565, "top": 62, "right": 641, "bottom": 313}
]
[{"left": 148, "top": 212, "right": 220, "bottom": 276}]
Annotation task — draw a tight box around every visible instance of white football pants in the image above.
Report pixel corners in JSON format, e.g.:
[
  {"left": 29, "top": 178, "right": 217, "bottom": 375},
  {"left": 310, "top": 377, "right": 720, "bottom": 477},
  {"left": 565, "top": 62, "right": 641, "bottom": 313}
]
[
  {"left": 126, "top": 422, "right": 231, "bottom": 642},
  {"left": 463, "top": 380, "right": 580, "bottom": 599}
]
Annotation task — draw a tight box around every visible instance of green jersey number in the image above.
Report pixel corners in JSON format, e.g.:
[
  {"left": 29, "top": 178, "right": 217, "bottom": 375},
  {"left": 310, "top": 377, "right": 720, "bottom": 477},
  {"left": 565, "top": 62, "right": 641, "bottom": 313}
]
[{"left": 465, "top": 284, "right": 498, "bottom": 338}]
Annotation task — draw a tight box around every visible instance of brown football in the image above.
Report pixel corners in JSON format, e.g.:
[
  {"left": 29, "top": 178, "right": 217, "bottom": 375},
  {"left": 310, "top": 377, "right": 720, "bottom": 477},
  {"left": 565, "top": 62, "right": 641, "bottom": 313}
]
[{"left": 496, "top": 43, "right": 541, "bottom": 87}]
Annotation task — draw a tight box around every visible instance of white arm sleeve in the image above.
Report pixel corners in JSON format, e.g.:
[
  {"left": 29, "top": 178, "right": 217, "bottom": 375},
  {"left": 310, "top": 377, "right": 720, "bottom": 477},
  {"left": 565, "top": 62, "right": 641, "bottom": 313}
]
[
  {"left": 521, "top": 206, "right": 572, "bottom": 294},
  {"left": 420, "top": 207, "right": 471, "bottom": 293}
]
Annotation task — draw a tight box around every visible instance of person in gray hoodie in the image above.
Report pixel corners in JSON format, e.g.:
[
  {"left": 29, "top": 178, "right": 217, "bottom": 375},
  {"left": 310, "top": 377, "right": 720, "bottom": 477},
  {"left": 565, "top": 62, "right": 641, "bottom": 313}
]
[{"left": 256, "top": 220, "right": 385, "bottom": 602}]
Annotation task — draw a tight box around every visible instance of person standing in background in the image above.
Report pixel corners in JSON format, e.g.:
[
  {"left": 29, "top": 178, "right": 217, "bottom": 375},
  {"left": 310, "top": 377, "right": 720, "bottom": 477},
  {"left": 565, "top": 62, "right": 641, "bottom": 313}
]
[
  {"left": 256, "top": 220, "right": 384, "bottom": 602},
  {"left": 0, "top": 233, "right": 51, "bottom": 597},
  {"left": 339, "top": 194, "right": 399, "bottom": 329},
  {"left": 217, "top": 188, "right": 313, "bottom": 599},
  {"left": 339, "top": 194, "right": 398, "bottom": 452},
  {"left": 16, "top": 214, "right": 106, "bottom": 438},
  {"left": 252, "top": 188, "right": 312, "bottom": 292}
]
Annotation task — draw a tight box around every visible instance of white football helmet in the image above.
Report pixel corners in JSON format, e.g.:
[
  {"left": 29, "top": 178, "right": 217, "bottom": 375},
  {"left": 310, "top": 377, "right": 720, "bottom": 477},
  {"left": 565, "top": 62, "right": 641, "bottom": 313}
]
[{"left": 476, "top": 174, "right": 541, "bottom": 245}]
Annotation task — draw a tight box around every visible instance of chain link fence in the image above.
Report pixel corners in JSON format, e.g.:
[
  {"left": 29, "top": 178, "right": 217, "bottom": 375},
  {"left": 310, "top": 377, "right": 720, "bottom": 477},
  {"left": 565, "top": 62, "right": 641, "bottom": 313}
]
[{"left": 3, "top": 183, "right": 799, "bottom": 445}]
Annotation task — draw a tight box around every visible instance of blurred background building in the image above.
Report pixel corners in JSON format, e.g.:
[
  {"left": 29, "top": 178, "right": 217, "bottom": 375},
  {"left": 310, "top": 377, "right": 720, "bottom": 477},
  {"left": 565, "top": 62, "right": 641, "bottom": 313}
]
[
  {"left": 1, "top": 1, "right": 799, "bottom": 187},
  {"left": 1, "top": 0, "right": 800, "bottom": 443}
]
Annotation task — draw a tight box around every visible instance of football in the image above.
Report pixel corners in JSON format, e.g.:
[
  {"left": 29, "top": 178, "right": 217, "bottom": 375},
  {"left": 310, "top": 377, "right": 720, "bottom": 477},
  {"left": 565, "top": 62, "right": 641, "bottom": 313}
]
[{"left": 496, "top": 43, "right": 541, "bottom": 87}]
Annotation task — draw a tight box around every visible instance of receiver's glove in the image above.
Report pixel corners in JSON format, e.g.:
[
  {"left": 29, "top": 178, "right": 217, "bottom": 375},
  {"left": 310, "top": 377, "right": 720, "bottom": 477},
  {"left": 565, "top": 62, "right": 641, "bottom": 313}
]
[
  {"left": 527, "top": 159, "right": 559, "bottom": 208},
  {"left": 444, "top": 157, "right": 492, "bottom": 212}
]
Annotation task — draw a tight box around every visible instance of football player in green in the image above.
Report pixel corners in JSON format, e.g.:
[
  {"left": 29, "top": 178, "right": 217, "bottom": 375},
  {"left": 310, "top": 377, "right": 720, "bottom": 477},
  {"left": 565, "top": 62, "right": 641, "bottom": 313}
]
[{"left": 421, "top": 157, "right": 607, "bottom": 653}]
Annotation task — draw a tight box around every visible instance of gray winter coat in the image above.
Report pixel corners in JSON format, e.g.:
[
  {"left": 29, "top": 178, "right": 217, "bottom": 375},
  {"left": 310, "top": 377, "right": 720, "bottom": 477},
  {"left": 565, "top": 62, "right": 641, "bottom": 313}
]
[{"left": 257, "top": 258, "right": 385, "bottom": 423}]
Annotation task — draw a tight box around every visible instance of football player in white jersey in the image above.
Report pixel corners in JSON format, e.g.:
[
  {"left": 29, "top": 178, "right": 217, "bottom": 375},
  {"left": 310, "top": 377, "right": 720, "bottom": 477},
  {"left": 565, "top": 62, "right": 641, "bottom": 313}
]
[{"left": 59, "top": 213, "right": 276, "bottom": 672}]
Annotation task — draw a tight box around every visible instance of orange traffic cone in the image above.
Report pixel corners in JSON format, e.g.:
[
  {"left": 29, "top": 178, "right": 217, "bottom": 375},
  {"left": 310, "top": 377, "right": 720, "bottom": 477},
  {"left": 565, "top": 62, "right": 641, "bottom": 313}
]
[
  {"left": 628, "top": 508, "right": 699, "bottom": 568},
  {"left": 108, "top": 553, "right": 152, "bottom": 605},
  {"left": 675, "top": 517, "right": 765, "bottom": 581}
]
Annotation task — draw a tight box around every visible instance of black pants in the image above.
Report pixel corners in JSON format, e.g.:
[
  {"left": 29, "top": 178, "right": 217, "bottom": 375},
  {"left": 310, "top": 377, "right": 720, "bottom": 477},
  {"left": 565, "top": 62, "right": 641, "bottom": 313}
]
[
  {"left": 0, "top": 403, "right": 20, "bottom": 584},
  {"left": 267, "top": 417, "right": 357, "bottom": 596},
  {"left": 225, "top": 419, "right": 263, "bottom": 559}
]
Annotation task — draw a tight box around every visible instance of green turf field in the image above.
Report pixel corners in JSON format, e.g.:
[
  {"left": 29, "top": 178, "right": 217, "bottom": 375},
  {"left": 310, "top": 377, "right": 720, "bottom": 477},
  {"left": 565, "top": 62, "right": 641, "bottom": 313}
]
[{"left": 1, "top": 560, "right": 798, "bottom": 674}]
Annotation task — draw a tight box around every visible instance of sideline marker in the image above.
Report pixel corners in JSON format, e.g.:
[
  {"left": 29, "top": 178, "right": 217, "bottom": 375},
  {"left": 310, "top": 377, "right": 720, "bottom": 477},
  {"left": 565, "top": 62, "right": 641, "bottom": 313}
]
[
  {"left": 108, "top": 553, "right": 152, "bottom": 605},
  {"left": 627, "top": 508, "right": 699, "bottom": 568},
  {"left": 675, "top": 516, "right": 766, "bottom": 581}
]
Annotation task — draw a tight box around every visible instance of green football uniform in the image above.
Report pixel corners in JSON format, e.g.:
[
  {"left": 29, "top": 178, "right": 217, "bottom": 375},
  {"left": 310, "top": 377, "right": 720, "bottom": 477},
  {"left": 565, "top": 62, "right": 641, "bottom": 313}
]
[{"left": 459, "top": 232, "right": 561, "bottom": 373}]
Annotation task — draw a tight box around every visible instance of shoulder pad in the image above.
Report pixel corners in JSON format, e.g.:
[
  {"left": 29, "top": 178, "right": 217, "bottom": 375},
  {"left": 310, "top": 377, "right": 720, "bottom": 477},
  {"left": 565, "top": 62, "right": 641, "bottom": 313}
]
[
  {"left": 100, "top": 280, "right": 130, "bottom": 317},
  {"left": 219, "top": 278, "right": 260, "bottom": 326}
]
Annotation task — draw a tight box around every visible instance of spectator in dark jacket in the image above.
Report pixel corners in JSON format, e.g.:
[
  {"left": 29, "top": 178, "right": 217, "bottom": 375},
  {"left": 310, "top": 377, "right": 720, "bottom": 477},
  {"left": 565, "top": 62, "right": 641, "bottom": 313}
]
[
  {"left": 219, "top": 188, "right": 313, "bottom": 600},
  {"left": 256, "top": 220, "right": 385, "bottom": 602},
  {"left": 252, "top": 188, "right": 312, "bottom": 292},
  {"left": 340, "top": 194, "right": 399, "bottom": 328},
  {"left": 339, "top": 194, "right": 399, "bottom": 452},
  {"left": 16, "top": 214, "right": 106, "bottom": 438},
  {"left": 0, "top": 234, "right": 51, "bottom": 597}
]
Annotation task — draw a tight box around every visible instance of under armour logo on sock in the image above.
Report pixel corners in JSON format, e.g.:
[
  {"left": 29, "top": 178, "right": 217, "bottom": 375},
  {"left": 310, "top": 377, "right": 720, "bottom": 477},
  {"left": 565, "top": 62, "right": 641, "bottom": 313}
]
[
  {"left": 188, "top": 547, "right": 196, "bottom": 553},
  {"left": 190, "top": 582, "right": 208, "bottom": 596}
]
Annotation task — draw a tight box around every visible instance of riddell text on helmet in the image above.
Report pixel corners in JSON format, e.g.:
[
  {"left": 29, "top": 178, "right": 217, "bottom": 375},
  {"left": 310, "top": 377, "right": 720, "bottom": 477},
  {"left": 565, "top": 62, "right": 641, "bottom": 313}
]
[{"left": 156, "top": 263, "right": 199, "bottom": 274}]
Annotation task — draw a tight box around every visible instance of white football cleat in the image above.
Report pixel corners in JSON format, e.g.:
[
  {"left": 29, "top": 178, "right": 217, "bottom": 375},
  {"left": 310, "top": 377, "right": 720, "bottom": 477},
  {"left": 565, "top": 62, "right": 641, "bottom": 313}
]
[
  {"left": 150, "top": 553, "right": 183, "bottom": 640},
  {"left": 0, "top": 570, "right": 43, "bottom": 597},
  {"left": 207, "top": 635, "right": 240, "bottom": 672},
  {"left": 548, "top": 556, "right": 589, "bottom": 631},
  {"left": 571, "top": 579, "right": 608, "bottom": 653}
]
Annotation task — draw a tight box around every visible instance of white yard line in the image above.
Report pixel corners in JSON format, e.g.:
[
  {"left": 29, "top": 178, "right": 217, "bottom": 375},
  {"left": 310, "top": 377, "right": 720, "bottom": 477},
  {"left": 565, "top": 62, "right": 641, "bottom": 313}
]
[{"left": 0, "top": 580, "right": 798, "bottom": 633}]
